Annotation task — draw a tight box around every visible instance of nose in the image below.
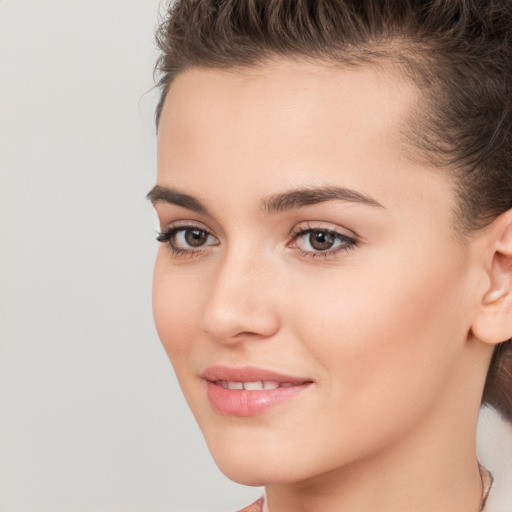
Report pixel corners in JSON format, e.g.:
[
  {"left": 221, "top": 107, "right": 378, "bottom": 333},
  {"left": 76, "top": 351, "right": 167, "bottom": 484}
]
[{"left": 201, "top": 248, "right": 281, "bottom": 345}]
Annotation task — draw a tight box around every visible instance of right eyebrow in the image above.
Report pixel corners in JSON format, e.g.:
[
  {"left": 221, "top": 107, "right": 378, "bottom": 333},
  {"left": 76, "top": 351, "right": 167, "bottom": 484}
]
[{"left": 146, "top": 185, "right": 209, "bottom": 215}]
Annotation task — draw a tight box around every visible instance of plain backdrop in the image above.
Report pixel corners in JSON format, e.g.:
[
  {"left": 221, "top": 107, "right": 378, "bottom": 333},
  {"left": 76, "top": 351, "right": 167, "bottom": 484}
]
[
  {"left": 0, "top": 1, "right": 510, "bottom": 512},
  {"left": 0, "top": 1, "right": 260, "bottom": 510}
]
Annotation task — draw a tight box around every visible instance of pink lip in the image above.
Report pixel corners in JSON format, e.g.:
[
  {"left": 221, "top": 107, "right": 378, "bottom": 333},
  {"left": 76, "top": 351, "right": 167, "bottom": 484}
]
[{"left": 202, "top": 365, "right": 313, "bottom": 417}]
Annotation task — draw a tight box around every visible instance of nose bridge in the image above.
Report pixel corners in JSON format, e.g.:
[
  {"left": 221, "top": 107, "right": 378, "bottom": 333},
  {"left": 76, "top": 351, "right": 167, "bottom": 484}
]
[{"left": 202, "top": 242, "right": 279, "bottom": 343}]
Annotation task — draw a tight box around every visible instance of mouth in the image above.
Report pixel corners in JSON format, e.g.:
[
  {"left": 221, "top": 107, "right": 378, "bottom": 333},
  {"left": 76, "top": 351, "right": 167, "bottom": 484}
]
[
  {"left": 202, "top": 366, "right": 314, "bottom": 417},
  {"left": 215, "top": 380, "right": 300, "bottom": 390}
]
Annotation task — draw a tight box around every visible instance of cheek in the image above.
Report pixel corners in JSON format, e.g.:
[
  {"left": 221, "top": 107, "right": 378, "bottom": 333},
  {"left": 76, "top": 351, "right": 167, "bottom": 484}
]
[
  {"left": 290, "top": 246, "right": 472, "bottom": 420},
  {"left": 152, "top": 253, "right": 205, "bottom": 364}
]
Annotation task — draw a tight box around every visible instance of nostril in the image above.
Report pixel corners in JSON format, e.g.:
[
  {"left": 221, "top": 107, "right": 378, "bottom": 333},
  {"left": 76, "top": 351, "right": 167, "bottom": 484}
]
[{"left": 202, "top": 326, "right": 275, "bottom": 345}]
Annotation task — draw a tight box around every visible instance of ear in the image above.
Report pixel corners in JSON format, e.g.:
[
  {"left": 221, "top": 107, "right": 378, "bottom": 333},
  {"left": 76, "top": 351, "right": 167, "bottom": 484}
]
[{"left": 471, "top": 209, "right": 512, "bottom": 345}]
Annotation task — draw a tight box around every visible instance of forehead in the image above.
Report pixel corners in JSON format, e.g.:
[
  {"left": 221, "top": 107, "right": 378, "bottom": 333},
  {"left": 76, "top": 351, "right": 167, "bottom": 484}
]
[
  {"left": 158, "top": 59, "right": 417, "bottom": 162},
  {"left": 156, "top": 58, "right": 455, "bottom": 222}
]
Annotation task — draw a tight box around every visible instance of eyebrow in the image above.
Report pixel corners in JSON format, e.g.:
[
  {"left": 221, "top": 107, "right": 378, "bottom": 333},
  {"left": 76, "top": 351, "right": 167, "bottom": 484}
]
[
  {"left": 262, "top": 186, "right": 384, "bottom": 213},
  {"left": 146, "top": 185, "right": 209, "bottom": 214},
  {"left": 146, "top": 184, "right": 384, "bottom": 214}
]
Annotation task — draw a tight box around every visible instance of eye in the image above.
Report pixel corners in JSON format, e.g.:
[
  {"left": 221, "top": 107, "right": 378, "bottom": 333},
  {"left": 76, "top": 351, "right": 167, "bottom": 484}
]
[
  {"left": 307, "top": 230, "right": 337, "bottom": 251},
  {"left": 156, "top": 225, "right": 219, "bottom": 255},
  {"left": 176, "top": 228, "right": 210, "bottom": 248},
  {"left": 290, "top": 226, "right": 357, "bottom": 257}
]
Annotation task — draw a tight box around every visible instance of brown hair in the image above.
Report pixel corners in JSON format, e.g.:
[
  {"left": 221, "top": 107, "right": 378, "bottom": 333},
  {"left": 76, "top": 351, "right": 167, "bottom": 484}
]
[{"left": 154, "top": 0, "right": 512, "bottom": 420}]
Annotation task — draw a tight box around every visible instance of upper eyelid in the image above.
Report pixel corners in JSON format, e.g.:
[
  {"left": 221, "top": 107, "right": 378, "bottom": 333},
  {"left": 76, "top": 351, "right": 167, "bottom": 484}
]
[
  {"left": 158, "top": 225, "right": 219, "bottom": 251},
  {"left": 290, "top": 228, "right": 357, "bottom": 246},
  {"left": 160, "top": 219, "right": 214, "bottom": 233},
  {"left": 293, "top": 226, "right": 354, "bottom": 237},
  {"left": 290, "top": 221, "right": 359, "bottom": 240},
  {"left": 156, "top": 214, "right": 227, "bottom": 239},
  {"left": 165, "top": 224, "right": 219, "bottom": 241},
  {"left": 159, "top": 220, "right": 359, "bottom": 243}
]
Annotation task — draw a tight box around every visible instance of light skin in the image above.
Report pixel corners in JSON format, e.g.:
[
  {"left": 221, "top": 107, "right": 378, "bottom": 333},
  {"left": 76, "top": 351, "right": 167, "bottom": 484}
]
[{"left": 150, "top": 59, "right": 512, "bottom": 512}]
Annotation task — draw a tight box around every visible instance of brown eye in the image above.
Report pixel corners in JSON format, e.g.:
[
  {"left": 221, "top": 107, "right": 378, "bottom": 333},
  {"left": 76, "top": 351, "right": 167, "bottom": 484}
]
[
  {"left": 291, "top": 226, "right": 357, "bottom": 257},
  {"left": 309, "top": 230, "right": 335, "bottom": 251},
  {"left": 184, "top": 228, "right": 208, "bottom": 247},
  {"left": 156, "top": 225, "right": 219, "bottom": 254}
]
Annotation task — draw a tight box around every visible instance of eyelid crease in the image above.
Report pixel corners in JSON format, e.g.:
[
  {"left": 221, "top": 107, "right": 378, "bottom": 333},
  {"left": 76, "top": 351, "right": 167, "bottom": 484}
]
[
  {"left": 157, "top": 224, "right": 217, "bottom": 239},
  {"left": 158, "top": 219, "right": 215, "bottom": 235},
  {"left": 289, "top": 220, "right": 359, "bottom": 240}
]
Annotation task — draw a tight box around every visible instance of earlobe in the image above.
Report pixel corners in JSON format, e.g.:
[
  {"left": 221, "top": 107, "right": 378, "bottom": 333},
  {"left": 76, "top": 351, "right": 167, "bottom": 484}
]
[{"left": 471, "top": 210, "right": 512, "bottom": 345}]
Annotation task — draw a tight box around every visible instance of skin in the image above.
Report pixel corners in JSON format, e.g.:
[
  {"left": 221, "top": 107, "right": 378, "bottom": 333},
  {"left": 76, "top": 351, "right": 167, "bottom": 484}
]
[{"left": 151, "top": 59, "right": 510, "bottom": 512}]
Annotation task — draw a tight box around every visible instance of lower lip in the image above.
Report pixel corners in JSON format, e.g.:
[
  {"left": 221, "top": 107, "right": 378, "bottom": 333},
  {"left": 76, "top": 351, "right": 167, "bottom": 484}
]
[{"left": 206, "top": 381, "right": 312, "bottom": 417}]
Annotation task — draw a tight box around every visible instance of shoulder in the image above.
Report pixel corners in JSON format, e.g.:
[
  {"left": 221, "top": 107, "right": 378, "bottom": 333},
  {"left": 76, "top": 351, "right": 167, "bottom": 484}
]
[{"left": 237, "top": 497, "right": 264, "bottom": 512}]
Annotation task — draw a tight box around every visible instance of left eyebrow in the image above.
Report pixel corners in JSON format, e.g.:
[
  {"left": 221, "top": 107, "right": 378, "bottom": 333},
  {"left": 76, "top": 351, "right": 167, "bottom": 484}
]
[{"left": 262, "top": 186, "right": 384, "bottom": 213}]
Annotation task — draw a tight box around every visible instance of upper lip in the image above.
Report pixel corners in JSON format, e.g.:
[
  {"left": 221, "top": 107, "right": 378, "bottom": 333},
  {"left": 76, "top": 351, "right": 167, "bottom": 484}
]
[{"left": 202, "top": 365, "right": 312, "bottom": 384}]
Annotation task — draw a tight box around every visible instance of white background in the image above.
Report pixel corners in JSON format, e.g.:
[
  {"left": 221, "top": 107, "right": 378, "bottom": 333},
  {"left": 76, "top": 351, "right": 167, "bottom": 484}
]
[
  {"left": 0, "top": 1, "right": 260, "bottom": 510},
  {"left": 1, "top": 1, "right": 510, "bottom": 512}
]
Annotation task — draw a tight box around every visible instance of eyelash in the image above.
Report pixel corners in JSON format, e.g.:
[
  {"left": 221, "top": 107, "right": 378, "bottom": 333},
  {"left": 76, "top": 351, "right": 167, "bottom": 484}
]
[
  {"left": 156, "top": 224, "right": 218, "bottom": 257},
  {"left": 289, "top": 223, "right": 358, "bottom": 259},
  {"left": 156, "top": 223, "right": 358, "bottom": 259}
]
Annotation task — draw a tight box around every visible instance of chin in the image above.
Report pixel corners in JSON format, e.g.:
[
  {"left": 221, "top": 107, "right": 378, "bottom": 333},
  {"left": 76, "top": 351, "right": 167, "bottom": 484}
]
[
  {"left": 203, "top": 430, "right": 328, "bottom": 487},
  {"left": 214, "top": 455, "right": 297, "bottom": 487},
  {"left": 203, "top": 433, "right": 281, "bottom": 485},
  {"left": 218, "top": 464, "right": 270, "bottom": 487}
]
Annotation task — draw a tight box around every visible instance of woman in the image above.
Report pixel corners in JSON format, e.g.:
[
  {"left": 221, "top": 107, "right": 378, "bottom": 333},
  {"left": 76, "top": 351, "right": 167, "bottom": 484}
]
[{"left": 147, "top": 1, "right": 512, "bottom": 510}]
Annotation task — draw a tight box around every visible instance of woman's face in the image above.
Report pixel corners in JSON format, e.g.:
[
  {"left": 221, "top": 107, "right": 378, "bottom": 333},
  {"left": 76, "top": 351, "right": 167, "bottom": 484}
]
[{"left": 151, "top": 60, "right": 482, "bottom": 485}]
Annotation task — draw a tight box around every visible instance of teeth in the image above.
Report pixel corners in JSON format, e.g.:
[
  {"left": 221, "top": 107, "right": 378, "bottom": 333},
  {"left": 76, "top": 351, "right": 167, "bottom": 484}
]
[
  {"left": 216, "top": 380, "right": 292, "bottom": 390},
  {"left": 243, "top": 381, "right": 263, "bottom": 390}
]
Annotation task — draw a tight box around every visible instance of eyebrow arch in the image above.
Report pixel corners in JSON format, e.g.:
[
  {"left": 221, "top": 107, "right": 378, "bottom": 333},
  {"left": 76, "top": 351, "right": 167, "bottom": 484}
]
[
  {"left": 262, "top": 186, "right": 384, "bottom": 213},
  {"left": 146, "top": 185, "right": 209, "bottom": 215},
  {"left": 147, "top": 184, "right": 384, "bottom": 215}
]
